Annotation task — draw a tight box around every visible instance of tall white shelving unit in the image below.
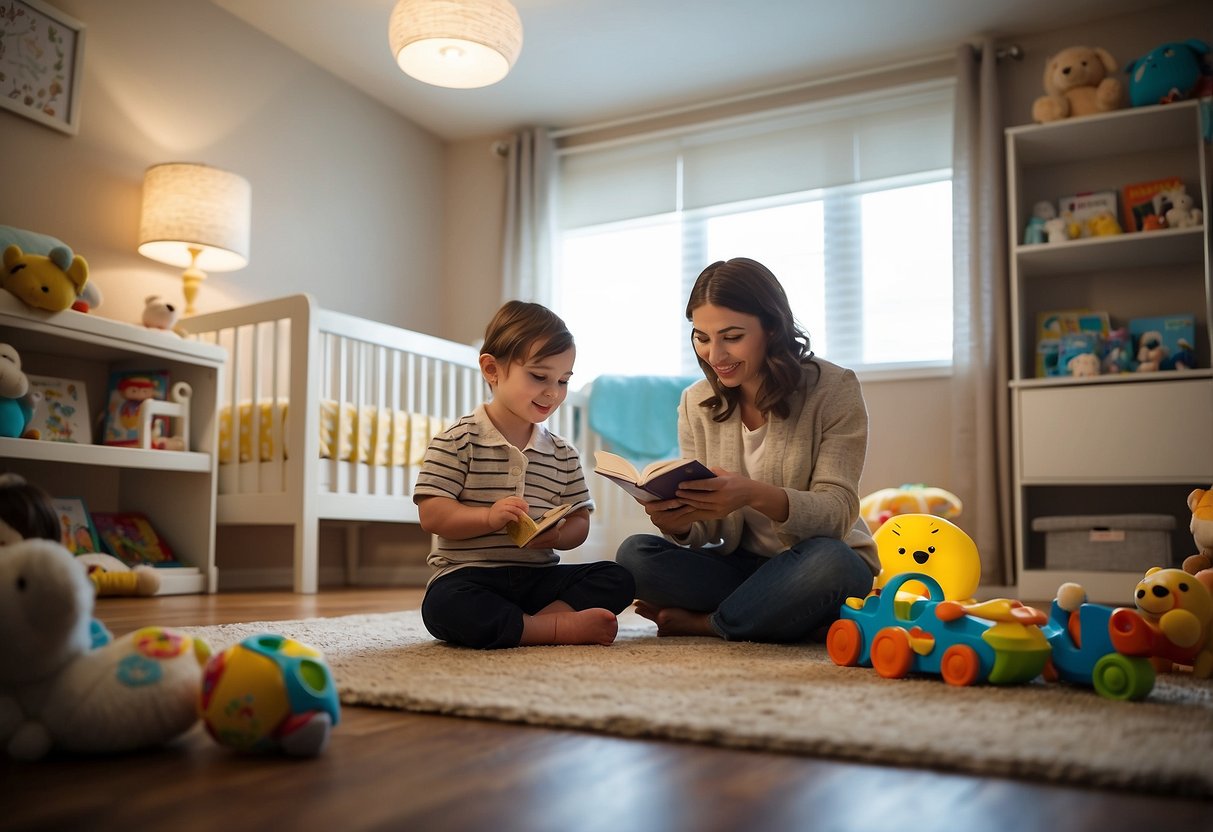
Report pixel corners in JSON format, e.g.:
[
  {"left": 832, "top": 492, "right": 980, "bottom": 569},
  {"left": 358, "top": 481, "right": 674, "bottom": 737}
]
[
  {"left": 1, "top": 292, "right": 224, "bottom": 594},
  {"left": 1006, "top": 100, "right": 1213, "bottom": 604}
]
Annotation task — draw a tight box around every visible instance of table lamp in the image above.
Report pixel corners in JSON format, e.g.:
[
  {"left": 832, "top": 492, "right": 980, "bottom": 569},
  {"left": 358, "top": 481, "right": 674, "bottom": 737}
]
[{"left": 137, "top": 162, "right": 251, "bottom": 316}]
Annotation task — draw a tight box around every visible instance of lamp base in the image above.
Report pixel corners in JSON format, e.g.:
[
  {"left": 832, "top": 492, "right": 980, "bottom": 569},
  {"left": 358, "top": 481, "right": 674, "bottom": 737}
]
[{"left": 182, "top": 266, "right": 206, "bottom": 317}]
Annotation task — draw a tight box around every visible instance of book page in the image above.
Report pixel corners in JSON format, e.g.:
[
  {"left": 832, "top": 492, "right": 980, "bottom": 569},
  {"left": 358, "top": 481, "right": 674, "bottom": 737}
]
[{"left": 592, "top": 450, "right": 641, "bottom": 482}]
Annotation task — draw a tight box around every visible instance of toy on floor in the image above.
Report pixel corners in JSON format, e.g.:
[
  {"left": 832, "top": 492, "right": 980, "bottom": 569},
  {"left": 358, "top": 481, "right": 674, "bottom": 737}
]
[
  {"left": 76, "top": 552, "right": 161, "bottom": 597},
  {"left": 201, "top": 633, "right": 340, "bottom": 756},
  {"left": 1122, "top": 566, "right": 1213, "bottom": 679},
  {"left": 871, "top": 513, "right": 980, "bottom": 604},
  {"left": 1, "top": 244, "right": 89, "bottom": 313},
  {"left": 860, "top": 483, "right": 962, "bottom": 532},
  {"left": 0, "top": 538, "right": 210, "bottom": 760},
  {"left": 1032, "top": 45, "right": 1123, "bottom": 123},
  {"left": 1182, "top": 486, "right": 1213, "bottom": 589},
  {"left": 827, "top": 572, "right": 1050, "bottom": 686},
  {"left": 1039, "top": 582, "right": 1155, "bottom": 701},
  {"left": 0, "top": 344, "right": 35, "bottom": 439}
]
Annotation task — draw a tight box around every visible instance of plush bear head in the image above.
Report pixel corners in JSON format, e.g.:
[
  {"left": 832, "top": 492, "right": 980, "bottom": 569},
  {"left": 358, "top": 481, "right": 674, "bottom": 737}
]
[
  {"left": 141, "top": 295, "right": 181, "bottom": 331},
  {"left": 1125, "top": 39, "right": 1211, "bottom": 107},
  {"left": 2, "top": 244, "right": 89, "bottom": 313}
]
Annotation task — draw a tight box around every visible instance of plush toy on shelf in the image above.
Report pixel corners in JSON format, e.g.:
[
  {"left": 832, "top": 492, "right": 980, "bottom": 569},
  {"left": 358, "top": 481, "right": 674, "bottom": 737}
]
[
  {"left": 1022, "top": 201, "right": 1055, "bottom": 245},
  {"left": 1124, "top": 39, "right": 1211, "bottom": 107},
  {"left": 1032, "top": 45, "right": 1123, "bottom": 123},
  {"left": 0, "top": 343, "right": 35, "bottom": 439},
  {"left": 1161, "top": 187, "right": 1204, "bottom": 229},
  {"left": 1, "top": 244, "right": 89, "bottom": 313},
  {"left": 141, "top": 294, "right": 181, "bottom": 333},
  {"left": 0, "top": 538, "right": 210, "bottom": 760}
]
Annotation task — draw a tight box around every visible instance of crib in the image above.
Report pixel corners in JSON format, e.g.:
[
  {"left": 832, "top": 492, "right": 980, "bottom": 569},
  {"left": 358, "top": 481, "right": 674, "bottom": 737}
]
[{"left": 180, "top": 294, "right": 485, "bottom": 593}]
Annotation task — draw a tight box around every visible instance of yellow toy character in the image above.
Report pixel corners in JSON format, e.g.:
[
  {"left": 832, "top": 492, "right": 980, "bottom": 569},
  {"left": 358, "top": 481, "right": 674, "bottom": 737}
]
[
  {"left": 873, "top": 514, "right": 981, "bottom": 603},
  {"left": 2, "top": 244, "right": 88, "bottom": 313}
]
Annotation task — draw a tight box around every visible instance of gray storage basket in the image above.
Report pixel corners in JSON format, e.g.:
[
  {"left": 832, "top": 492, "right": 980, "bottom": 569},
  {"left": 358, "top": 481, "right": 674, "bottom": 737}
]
[{"left": 1031, "top": 514, "right": 1175, "bottom": 572}]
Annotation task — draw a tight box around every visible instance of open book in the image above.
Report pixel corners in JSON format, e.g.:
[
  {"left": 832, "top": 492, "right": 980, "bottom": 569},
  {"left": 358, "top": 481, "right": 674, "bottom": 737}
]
[
  {"left": 593, "top": 450, "right": 715, "bottom": 503},
  {"left": 505, "top": 503, "right": 575, "bottom": 547}
]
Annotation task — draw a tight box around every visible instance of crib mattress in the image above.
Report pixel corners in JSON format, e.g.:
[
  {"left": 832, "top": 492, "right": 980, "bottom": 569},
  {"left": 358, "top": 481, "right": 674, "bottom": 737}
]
[{"left": 218, "top": 400, "right": 444, "bottom": 466}]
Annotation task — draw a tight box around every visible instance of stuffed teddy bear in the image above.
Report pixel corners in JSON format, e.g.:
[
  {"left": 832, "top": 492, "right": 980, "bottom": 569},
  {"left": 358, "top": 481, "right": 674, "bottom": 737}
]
[
  {"left": 2, "top": 244, "right": 89, "bottom": 313},
  {"left": 1162, "top": 188, "right": 1204, "bottom": 229},
  {"left": 1182, "top": 487, "right": 1213, "bottom": 589},
  {"left": 141, "top": 294, "right": 181, "bottom": 332},
  {"left": 0, "top": 538, "right": 209, "bottom": 760},
  {"left": 0, "top": 343, "right": 35, "bottom": 439},
  {"left": 1125, "top": 39, "right": 1211, "bottom": 107},
  {"left": 1032, "top": 46, "right": 1123, "bottom": 123},
  {"left": 1132, "top": 566, "right": 1213, "bottom": 678}
]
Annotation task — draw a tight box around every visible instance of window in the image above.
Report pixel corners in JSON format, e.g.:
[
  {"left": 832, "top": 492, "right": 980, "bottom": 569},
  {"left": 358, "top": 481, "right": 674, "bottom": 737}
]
[{"left": 553, "top": 81, "right": 955, "bottom": 388}]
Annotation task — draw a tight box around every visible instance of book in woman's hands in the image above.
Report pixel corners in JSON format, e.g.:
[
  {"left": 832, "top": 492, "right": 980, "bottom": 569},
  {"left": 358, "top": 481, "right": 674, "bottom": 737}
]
[
  {"left": 505, "top": 503, "right": 575, "bottom": 546},
  {"left": 593, "top": 450, "right": 715, "bottom": 503}
]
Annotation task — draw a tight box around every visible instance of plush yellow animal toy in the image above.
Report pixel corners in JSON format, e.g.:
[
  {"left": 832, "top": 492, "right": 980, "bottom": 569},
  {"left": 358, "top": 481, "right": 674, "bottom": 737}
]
[
  {"left": 1032, "top": 45, "right": 1123, "bottom": 123},
  {"left": 872, "top": 514, "right": 981, "bottom": 603},
  {"left": 2, "top": 244, "right": 88, "bottom": 312},
  {"left": 860, "top": 483, "right": 962, "bottom": 532},
  {"left": 1133, "top": 566, "right": 1213, "bottom": 678}
]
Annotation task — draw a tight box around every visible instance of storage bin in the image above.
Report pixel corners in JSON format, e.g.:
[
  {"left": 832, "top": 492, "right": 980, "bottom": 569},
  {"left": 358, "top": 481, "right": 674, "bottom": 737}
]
[{"left": 1031, "top": 514, "right": 1174, "bottom": 572}]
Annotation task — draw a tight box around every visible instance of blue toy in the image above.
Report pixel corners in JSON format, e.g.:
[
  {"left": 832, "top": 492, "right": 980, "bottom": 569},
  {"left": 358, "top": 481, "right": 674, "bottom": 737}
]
[
  {"left": 1124, "top": 40, "right": 1211, "bottom": 107},
  {"left": 1039, "top": 583, "right": 1155, "bottom": 701},
  {"left": 200, "top": 633, "right": 340, "bottom": 756},
  {"left": 0, "top": 343, "right": 34, "bottom": 438},
  {"left": 827, "top": 572, "right": 1051, "bottom": 686}
]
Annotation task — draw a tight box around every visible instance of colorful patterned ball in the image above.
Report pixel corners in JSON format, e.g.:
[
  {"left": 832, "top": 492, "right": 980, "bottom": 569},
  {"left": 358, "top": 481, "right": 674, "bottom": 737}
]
[{"left": 200, "top": 633, "right": 340, "bottom": 756}]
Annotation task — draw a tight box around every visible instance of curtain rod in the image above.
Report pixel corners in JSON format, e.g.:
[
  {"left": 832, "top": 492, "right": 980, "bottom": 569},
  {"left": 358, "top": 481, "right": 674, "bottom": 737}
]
[{"left": 550, "top": 50, "right": 956, "bottom": 140}]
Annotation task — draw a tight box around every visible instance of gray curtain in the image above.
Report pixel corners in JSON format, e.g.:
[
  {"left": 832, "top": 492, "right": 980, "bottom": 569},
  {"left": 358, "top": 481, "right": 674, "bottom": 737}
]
[
  {"left": 951, "top": 40, "right": 1013, "bottom": 585},
  {"left": 501, "top": 126, "right": 556, "bottom": 305}
]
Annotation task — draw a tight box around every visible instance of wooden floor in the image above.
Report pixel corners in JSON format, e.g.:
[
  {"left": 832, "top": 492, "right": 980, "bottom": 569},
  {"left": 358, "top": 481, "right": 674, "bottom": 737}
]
[{"left": 3, "top": 588, "right": 1210, "bottom": 832}]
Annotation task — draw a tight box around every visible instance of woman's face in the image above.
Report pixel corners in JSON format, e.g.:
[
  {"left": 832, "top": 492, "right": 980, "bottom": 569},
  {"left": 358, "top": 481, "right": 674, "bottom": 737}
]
[{"left": 690, "top": 303, "right": 768, "bottom": 397}]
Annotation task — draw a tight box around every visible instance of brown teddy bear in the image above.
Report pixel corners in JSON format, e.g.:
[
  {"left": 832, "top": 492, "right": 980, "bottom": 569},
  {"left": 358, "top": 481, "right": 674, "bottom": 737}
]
[
  {"left": 1032, "top": 45, "right": 1123, "bottom": 123},
  {"left": 1182, "top": 487, "right": 1213, "bottom": 595}
]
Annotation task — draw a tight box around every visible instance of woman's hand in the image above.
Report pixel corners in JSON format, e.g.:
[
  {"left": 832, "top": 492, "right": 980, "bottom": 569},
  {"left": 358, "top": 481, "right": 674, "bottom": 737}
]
[
  {"left": 641, "top": 498, "right": 700, "bottom": 536},
  {"left": 674, "top": 468, "right": 789, "bottom": 523}
]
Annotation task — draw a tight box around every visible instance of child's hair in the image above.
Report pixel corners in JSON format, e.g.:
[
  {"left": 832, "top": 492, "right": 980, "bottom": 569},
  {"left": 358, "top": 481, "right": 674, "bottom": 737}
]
[
  {"left": 482, "top": 300, "right": 574, "bottom": 367},
  {"left": 0, "top": 473, "right": 61, "bottom": 542},
  {"left": 685, "top": 257, "right": 816, "bottom": 422}
]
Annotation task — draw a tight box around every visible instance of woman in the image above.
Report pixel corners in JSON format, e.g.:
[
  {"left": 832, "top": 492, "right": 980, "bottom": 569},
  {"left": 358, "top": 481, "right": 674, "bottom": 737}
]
[{"left": 616, "top": 257, "right": 877, "bottom": 642}]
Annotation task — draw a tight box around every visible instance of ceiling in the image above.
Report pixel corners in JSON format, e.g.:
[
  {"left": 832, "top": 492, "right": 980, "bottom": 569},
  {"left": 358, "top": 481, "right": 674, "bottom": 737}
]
[{"left": 212, "top": 0, "right": 1176, "bottom": 141}]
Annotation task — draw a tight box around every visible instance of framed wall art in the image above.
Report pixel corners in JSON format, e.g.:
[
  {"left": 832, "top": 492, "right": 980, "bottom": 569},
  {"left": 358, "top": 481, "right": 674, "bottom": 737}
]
[{"left": 0, "top": 0, "right": 86, "bottom": 134}]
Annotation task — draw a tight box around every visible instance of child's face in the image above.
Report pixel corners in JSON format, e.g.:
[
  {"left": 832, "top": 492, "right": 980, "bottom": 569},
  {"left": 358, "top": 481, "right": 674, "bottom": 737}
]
[
  {"left": 483, "top": 342, "right": 575, "bottom": 427},
  {"left": 691, "top": 302, "right": 769, "bottom": 396}
]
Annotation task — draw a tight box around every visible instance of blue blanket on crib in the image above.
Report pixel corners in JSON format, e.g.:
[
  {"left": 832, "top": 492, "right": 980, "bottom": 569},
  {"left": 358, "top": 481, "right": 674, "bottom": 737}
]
[{"left": 588, "top": 374, "right": 698, "bottom": 463}]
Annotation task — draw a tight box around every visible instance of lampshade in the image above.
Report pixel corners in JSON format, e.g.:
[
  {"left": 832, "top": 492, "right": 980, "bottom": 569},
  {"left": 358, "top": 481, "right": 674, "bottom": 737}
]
[
  {"left": 138, "top": 162, "right": 251, "bottom": 316},
  {"left": 389, "top": 0, "right": 523, "bottom": 89}
]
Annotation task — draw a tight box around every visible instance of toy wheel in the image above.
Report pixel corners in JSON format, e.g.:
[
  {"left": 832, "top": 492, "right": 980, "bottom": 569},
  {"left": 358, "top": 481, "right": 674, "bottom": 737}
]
[
  {"left": 1041, "top": 657, "right": 1058, "bottom": 683},
  {"left": 940, "top": 644, "right": 981, "bottom": 686},
  {"left": 871, "top": 627, "right": 913, "bottom": 679},
  {"left": 1092, "top": 653, "right": 1155, "bottom": 701},
  {"left": 826, "top": 619, "right": 863, "bottom": 667}
]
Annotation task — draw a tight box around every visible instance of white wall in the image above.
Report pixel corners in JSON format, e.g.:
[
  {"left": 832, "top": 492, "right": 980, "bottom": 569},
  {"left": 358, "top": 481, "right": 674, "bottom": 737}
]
[{"left": 0, "top": 0, "right": 447, "bottom": 332}]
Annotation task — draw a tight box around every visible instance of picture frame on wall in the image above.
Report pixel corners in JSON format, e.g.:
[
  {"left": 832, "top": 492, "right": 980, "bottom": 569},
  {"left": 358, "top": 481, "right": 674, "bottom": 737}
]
[
  {"left": 0, "top": 0, "right": 87, "bottom": 135},
  {"left": 26, "top": 374, "right": 91, "bottom": 443},
  {"left": 50, "top": 496, "right": 102, "bottom": 555}
]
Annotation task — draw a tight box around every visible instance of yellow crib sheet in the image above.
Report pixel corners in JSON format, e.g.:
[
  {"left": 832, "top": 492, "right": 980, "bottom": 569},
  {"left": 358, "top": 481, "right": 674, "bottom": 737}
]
[{"left": 218, "top": 400, "right": 445, "bottom": 466}]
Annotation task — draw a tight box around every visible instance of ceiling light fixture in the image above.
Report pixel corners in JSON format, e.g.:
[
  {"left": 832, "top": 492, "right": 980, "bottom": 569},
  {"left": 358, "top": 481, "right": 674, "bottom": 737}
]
[{"left": 389, "top": 0, "right": 523, "bottom": 89}]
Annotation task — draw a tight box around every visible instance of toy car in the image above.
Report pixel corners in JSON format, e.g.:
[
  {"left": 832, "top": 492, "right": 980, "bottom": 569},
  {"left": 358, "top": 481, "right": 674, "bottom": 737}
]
[
  {"left": 1040, "top": 597, "right": 1155, "bottom": 701},
  {"left": 827, "top": 572, "right": 1050, "bottom": 686}
]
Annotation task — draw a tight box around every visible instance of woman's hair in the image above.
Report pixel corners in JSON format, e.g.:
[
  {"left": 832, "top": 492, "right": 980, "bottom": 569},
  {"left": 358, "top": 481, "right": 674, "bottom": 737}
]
[
  {"left": 685, "top": 257, "right": 816, "bottom": 422},
  {"left": 482, "top": 300, "right": 574, "bottom": 367},
  {"left": 0, "top": 473, "right": 61, "bottom": 542}
]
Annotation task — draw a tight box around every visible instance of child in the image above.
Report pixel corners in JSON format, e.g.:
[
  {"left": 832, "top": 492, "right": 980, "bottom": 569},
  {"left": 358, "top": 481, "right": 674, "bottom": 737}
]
[
  {"left": 0, "top": 472, "right": 61, "bottom": 545},
  {"left": 413, "top": 301, "right": 635, "bottom": 649}
]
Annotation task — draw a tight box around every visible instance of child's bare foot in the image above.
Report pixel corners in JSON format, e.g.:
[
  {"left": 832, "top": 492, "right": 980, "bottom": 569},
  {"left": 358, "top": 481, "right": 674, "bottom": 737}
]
[
  {"left": 633, "top": 602, "right": 718, "bottom": 638},
  {"left": 520, "top": 608, "right": 619, "bottom": 646}
]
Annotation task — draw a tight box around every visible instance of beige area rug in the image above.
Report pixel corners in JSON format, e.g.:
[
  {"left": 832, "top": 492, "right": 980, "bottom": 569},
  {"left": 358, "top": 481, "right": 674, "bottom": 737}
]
[{"left": 181, "top": 610, "right": 1213, "bottom": 797}]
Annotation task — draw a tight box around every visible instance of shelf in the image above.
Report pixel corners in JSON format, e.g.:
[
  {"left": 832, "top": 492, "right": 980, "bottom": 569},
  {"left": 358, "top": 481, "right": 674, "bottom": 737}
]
[
  {"left": 1006, "top": 100, "right": 1202, "bottom": 166},
  {"left": 1013, "top": 226, "right": 1206, "bottom": 277},
  {"left": 0, "top": 437, "right": 213, "bottom": 472},
  {"left": 1010, "top": 368, "right": 1213, "bottom": 389}
]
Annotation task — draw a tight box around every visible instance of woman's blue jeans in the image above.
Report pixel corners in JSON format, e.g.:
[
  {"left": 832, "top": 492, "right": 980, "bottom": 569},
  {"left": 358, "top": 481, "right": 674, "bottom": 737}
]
[{"left": 616, "top": 533, "right": 874, "bottom": 643}]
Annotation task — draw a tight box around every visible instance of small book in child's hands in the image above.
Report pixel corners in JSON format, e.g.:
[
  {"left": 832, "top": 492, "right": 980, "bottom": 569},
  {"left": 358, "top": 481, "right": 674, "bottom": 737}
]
[
  {"left": 593, "top": 450, "right": 715, "bottom": 503},
  {"left": 505, "top": 503, "right": 575, "bottom": 547}
]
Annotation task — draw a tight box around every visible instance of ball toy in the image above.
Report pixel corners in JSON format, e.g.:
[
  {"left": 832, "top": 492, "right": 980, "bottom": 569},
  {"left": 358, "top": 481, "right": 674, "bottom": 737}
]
[{"left": 200, "top": 633, "right": 340, "bottom": 756}]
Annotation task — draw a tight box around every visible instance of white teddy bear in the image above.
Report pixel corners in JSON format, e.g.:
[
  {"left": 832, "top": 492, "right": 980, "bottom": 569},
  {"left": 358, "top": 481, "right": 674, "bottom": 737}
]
[
  {"left": 1162, "top": 188, "right": 1204, "bottom": 229},
  {"left": 0, "top": 538, "right": 208, "bottom": 760},
  {"left": 141, "top": 295, "right": 181, "bottom": 333}
]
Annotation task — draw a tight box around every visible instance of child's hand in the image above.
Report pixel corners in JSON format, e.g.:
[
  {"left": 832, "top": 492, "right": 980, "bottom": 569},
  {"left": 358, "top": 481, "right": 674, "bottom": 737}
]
[
  {"left": 523, "top": 519, "right": 565, "bottom": 550},
  {"left": 488, "top": 496, "right": 529, "bottom": 531}
]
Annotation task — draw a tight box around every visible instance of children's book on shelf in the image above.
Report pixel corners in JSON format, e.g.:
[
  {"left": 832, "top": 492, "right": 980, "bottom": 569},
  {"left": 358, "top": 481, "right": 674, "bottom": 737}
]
[
  {"left": 102, "top": 369, "right": 169, "bottom": 447},
  {"left": 51, "top": 496, "right": 102, "bottom": 554},
  {"left": 593, "top": 450, "right": 715, "bottom": 503},
  {"left": 1129, "top": 314, "right": 1197, "bottom": 372},
  {"left": 1057, "top": 191, "right": 1117, "bottom": 224},
  {"left": 25, "top": 375, "right": 91, "bottom": 443},
  {"left": 91, "top": 511, "right": 183, "bottom": 567},
  {"left": 505, "top": 503, "right": 575, "bottom": 547},
  {"left": 1035, "top": 309, "right": 1109, "bottom": 377},
  {"left": 1121, "top": 176, "right": 1184, "bottom": 232}
]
